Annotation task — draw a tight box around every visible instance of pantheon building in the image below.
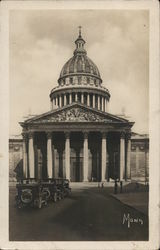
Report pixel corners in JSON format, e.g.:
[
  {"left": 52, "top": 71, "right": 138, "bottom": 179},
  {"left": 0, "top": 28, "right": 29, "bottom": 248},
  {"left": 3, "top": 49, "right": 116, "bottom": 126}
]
[{"left": 20, "top": 30, "right": 135, "bottom": 183}]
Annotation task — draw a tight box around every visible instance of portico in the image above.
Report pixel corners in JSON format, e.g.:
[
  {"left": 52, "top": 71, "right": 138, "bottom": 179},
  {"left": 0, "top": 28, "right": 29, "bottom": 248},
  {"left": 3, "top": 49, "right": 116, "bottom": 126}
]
[{"left": 21, "top": 104, "right": 133, "bottom": 182}]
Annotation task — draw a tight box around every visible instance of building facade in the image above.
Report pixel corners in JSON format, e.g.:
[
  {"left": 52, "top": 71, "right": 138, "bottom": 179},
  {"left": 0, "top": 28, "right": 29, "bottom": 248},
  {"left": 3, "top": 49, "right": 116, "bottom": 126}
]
[{"left": 10, "top": 30, "right": 149, "bottom": 183}]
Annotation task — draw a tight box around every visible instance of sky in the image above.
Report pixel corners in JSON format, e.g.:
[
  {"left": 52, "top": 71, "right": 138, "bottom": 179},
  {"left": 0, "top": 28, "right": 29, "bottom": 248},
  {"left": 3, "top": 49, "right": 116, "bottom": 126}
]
[{"left": 9, "top": 9, "right": 149, "bottom": 135}]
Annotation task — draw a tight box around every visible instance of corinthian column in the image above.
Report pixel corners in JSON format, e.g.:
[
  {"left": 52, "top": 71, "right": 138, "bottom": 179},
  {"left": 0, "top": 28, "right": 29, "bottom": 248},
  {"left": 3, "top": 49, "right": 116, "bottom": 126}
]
[
  {"left": 65, "top": 132, "right": 70, "bottom": 180},
  {"left": 126, "top": 133, "right": 131, "bottom": 179},
  {"left": 120, "top": 132, "right": 125, "bottom": 181},
  {"left": 47, "top": 132, "right": 53, "bottom": 178},
  {"left": 22, "top": 133, "right": 28, "bottom": 178},
  {"left": 101, "top": 132, "right": 107, "bottom": 182},
  {"left": 83, "top": 132, "right": 88, "bottom": 181},
  {"left": 28, "top": 132, "right": 35, "bottom": 178}
]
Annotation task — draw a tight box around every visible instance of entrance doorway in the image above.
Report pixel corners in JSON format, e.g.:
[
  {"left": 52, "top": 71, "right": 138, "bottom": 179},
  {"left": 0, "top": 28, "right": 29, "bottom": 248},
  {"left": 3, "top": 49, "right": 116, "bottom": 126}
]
[
  {"left": 70, "top": 152, "right": 83, "bottom": 182},
  {"left": 70, "top": 132, "right": 83, "bottom": 182}
]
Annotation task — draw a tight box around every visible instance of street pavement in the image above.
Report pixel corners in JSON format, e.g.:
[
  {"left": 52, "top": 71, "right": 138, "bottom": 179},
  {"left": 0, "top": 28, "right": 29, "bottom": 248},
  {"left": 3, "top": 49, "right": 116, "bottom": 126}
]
[{"left": 9, "top": 187, "right": 148, "bottom": 241}]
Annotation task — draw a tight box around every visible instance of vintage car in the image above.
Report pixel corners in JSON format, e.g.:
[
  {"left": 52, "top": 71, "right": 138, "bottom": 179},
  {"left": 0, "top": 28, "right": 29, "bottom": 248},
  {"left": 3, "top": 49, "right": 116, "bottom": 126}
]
[
  {"left": 62, "top": 179, "right": 71, "bottom": 197},
  {"left": 15, "top": 178, "right": 48, "bottom": 209},
  {"left": 41, "top": 178, "right": 62, "bottom": 202},
  {"left": 54, "top": 178, "right": 71, "bottom": 198}
]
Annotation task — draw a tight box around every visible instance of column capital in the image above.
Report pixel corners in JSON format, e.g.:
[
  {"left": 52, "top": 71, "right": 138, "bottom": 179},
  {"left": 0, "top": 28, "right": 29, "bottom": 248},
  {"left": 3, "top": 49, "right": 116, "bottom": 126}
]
[
  {"left": 22, "top": 132, "right": 28, "bottom": 140},
  {"left": 65, "top": 132, "right": 70, "bottom": 139},
  {"left": 120, "top": 131, "right": 125, "bottom": 139},
  {"left": 83, "top": 131, "right": 88, "bottom": 139},
  {"left": 46, "top": 132, "right": 52, "bottom": 139},
  {"left": 126, "top": 132, "right": 132, "bottom": 140},
  {"left": 101, "top": 132, "right": 107, "bottom": 139},
  {"left": 28, "top": 131, "right": 34, "bottom": 139}
]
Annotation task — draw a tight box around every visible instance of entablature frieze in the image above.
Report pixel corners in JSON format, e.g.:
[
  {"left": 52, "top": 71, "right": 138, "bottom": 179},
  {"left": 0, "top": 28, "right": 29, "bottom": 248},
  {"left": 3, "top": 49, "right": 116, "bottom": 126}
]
[
  {"left": 50, "top": 86, "right": 110, "bottom": 100},
  {"left": 22, "top": 126, "right": 132, "bottom": 137},
  {"left": 24, "top": 122, "right": 132, "bottom": 131}
]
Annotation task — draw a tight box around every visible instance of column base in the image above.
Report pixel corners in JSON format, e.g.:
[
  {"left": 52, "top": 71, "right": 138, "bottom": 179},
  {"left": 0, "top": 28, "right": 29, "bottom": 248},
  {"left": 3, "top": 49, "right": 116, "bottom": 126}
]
[
  {"left": 101, "top": 179, "right": 106, "bottom": 182},
  {"left": 83, "top": 179, "right": 88, "bottom": 182}
]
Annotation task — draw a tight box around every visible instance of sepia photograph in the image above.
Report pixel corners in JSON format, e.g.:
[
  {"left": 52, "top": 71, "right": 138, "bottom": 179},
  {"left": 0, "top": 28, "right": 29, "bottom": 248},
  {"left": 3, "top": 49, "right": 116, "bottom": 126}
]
[{"left": 0, "top": 1, "right": 159, "bottom": 250}]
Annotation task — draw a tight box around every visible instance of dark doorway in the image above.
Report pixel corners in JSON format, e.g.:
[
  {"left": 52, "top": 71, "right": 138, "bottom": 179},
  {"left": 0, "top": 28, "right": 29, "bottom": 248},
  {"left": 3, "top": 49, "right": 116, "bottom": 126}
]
[
  {"left": 34, "top": 132, "right": 47, "bottom": 179},
  {"left": 89, "top": 132, "right": 101, "bottom": 182},
  {"left": 107, "top": 132, "right": 120, "bottom": 180},
  {"left": 70, "top": 132, "right": 83, "bottom": 182}
]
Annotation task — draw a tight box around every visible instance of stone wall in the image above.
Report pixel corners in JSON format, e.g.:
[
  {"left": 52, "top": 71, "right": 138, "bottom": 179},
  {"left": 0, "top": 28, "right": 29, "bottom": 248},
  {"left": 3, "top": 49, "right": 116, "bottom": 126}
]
[
  {"left": 130, "top": 134, "right": 149, "bottom": 181},
  {"left": 9, "top": 139, "right": 23, "bottom": 181}
]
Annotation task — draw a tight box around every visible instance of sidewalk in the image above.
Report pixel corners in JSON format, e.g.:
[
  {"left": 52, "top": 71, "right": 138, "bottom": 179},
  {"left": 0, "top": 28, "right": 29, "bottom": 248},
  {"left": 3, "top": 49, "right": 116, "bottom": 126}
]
[{"left": 111, "top": 183, "right": 149, "bottom": 215}]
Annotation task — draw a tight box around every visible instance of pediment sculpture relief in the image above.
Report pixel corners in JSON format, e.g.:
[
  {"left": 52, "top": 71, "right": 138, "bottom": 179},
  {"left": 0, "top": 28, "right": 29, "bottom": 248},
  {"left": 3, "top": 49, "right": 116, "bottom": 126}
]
[{"left": 36, "top": 108, "right": 112, "bottom": 123}]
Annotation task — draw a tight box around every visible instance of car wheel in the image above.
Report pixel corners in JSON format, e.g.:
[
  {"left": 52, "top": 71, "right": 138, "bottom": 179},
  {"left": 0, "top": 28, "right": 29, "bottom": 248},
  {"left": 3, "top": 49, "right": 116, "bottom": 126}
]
[
  {"left": 38, "top": 198, "right": 42, "bottom": 209},
  {"left": 53, "top": 193, "right": 57, "bottom": 203},
  {"left": 61, "top": 193, "right": 64, "bottom": 199}
]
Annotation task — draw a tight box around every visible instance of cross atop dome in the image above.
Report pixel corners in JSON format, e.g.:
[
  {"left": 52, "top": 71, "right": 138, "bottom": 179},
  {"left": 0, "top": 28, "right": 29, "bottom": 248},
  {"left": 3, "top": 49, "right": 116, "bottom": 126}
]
[
  {"left": 78, "top": 25, "right": 82, "bottom": 37},
  {"left": 74, "top": 26, "right": 86, "bottom": 55}
]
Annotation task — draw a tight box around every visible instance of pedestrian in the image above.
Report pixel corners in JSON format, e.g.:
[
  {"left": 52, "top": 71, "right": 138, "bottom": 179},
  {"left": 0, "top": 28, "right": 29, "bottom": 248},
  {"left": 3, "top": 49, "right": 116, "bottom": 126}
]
[
  {"left": 114, "top": 179, "right": 118, "bottom": 194},
  {"left": 120, "top": 181, "right": 123, "bottom": 193}
]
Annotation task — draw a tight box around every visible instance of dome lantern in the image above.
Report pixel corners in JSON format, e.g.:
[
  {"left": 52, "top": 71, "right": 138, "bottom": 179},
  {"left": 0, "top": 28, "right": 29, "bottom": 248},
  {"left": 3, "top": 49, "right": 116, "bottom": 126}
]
[{"left": 74, "top": 26, "right": 86, "bottom": 56}]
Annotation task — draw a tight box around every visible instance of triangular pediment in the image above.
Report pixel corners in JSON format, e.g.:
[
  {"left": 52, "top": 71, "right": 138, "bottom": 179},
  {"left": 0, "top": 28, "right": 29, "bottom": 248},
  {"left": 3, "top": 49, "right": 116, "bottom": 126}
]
[{"left": 23, "top": 103, "right": 129, "bottom": 124}]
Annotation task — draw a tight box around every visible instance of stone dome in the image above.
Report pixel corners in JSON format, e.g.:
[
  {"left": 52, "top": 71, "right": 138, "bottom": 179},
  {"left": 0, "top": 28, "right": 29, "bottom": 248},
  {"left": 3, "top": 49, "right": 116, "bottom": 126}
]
[
  {"left": 50, "top": 28, "right": 110, "bottom": 113},
  {"left": 59, "top": 55, "right": 101, "bottom": 79},
  {"left": 58, "top": 29, "right": 102, "bottom": 87}
]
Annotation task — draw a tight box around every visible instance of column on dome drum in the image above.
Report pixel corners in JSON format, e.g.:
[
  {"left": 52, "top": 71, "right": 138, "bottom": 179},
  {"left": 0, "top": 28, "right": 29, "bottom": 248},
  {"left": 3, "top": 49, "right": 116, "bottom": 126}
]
[
  {"left": 59, "top": 95, "right": 62, "bottom": 108},
  {"left": 69, "top": 93, "right": 72, "bottom": 104},
  {"left": 93, "top": 94, "right": 95, "bottom": 108},
  {"left": 104, "top": 98, "right": 107, "bottom": 112},
  {"left": 75, "top": 93, "right": 78, "bottom": 102},
  {"left": 81, "top": 93, "right": 84, "bottom": 104},
  {"left": 98, "top": 95, "right": 100, "bottom": 110}
]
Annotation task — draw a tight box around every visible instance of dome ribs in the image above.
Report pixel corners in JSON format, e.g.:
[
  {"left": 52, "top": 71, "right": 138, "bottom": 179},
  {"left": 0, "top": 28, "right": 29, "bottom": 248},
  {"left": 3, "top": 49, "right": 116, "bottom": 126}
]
[{"left": 58, "top": 33, "right": 102, "bottom": 87}]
